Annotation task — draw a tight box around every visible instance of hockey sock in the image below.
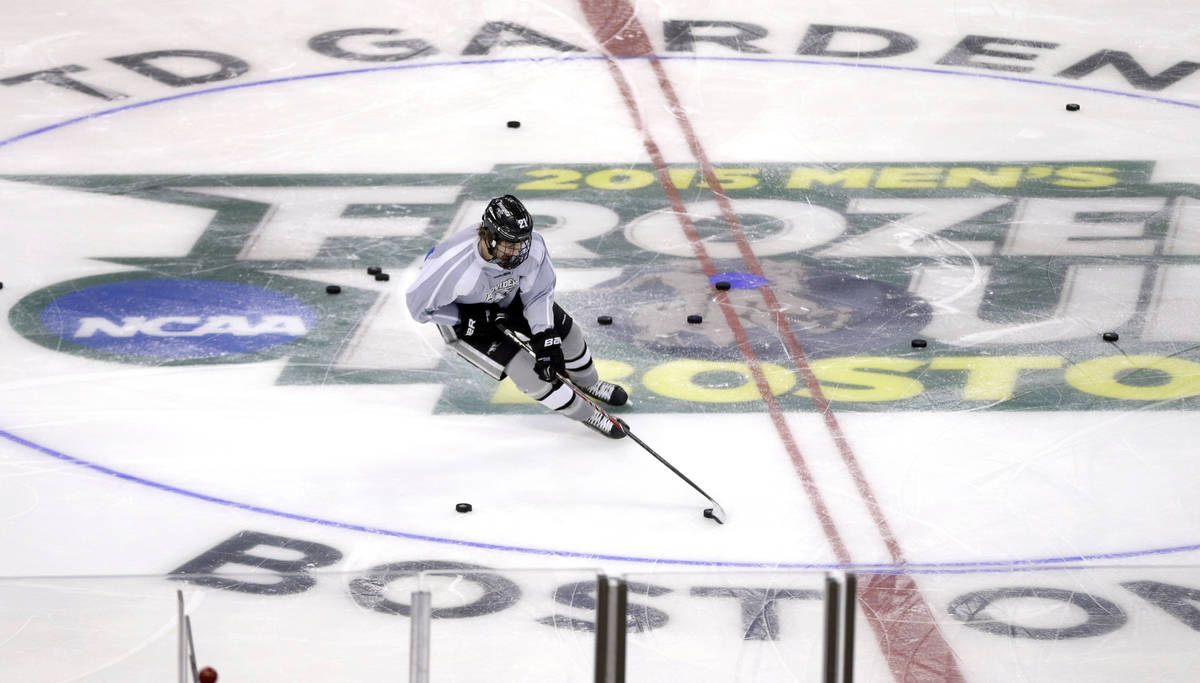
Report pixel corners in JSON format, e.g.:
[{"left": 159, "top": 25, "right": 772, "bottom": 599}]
[
  {"left": 506, "top": 352, "right": 592, "bottom": 421},
  {"left": 562, "top": 326, "right": 599, "bottom": 387},
  {"left": 543, "top": 383, "right": 593, "bottom": 421}
]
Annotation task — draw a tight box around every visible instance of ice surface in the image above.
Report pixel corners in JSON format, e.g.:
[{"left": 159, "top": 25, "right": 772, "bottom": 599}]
[{"left": 2, "top": 0, "right": 1200, "bottom": 680}]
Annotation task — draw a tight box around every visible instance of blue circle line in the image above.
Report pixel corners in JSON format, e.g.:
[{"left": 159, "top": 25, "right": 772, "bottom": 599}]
[
  {"left": 3, "top": 53, "right": 1198, "bottom": 572},
  {"left": 2, "top": 53, "right": 1198, "bottom": 151},
  {"left": 2, "top": 427, "right": 1197, "bottom": 572}
]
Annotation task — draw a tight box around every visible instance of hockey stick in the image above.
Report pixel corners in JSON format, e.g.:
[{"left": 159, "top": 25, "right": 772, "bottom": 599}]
[
  {"left": 497, "top": 324, "right": 727, "bottom": 524},
  {"left": 617, "top": 413, "right": 728, "bottom": 525}
]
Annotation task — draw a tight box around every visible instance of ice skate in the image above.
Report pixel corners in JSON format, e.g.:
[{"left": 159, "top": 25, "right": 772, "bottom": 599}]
[
  {"left": 579, "top": 379, "right": 628, "bottom": 406},
  {"left": 582, "top": 406, "right": 627, "bottom": 439}
]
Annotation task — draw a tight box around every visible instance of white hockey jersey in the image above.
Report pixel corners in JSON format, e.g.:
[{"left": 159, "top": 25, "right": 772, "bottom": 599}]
[{"left": 405, "top": 224, "right": 557, "bottom": 334}]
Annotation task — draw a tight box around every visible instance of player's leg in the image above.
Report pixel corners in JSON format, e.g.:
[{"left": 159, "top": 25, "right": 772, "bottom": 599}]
[
  {"left": 437, "top": 322, "right": 624, "bottom": 438},
  {"left": 553, "top": 305, "right": 629, "bottom": 407},
  {"left": 437, "top": 323, "right": 510, "bottom": 379},
  {"left": 504, "top": 353, "right": 624, "bottom": 438}
]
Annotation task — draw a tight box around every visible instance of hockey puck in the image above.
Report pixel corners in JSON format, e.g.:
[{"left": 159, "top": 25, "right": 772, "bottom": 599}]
[
  {"left": 1066, "top": 103, "right": 1080, "bottom": 111},
  {"left": 714, "top": 281, "right": 731, "bottom": 291},
  {"left": 455, "top": 503, "right": 472, "bottom": 513},
  {"left": 507, "top": 120, "right": 521, "bottom": 128},
  {"left": 703, "top": 508, "right": 714, "bottom": 519},
  {"left": 911, "top": 338, "right": 928, "bottom": 348},
  {"left": 325, "top": 285, "right": 341, "bottom": 294},
  {"left": 597, "top": 315, "right": 613, "bottom": 325},
  {"left": 375, "top": 273, "right": 390, "bottom": 281},
  {"left": 686, "top": 314, "right": 703, "bottom": 324},
  {"left": 1102, "top": 331, "right": 1119, "bottom": 342},
  {"left": 367, "top": 266, "right": 382, "bottom": 275}
]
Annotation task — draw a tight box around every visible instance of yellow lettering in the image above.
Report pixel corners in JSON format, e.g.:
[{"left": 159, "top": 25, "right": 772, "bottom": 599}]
[
  {"left": 643, "top": 359, "right": 795, "bottom": 403},
  {"left": 668, "top": 168, "right": 696, "bottom": 189},
  {"left": 1064, "top": 355, "right": 1200, "bottom": 400},
  {"left": 515, "top": 168, "right": 581, "bottom": 190},
  {"left": 587, "top": 168, "right": 656, "bottom": 190},
  {"left": 943, "top": 166, "right": 1023, "bottom": 189},
  {"left": 786, "top": 167, "right": 874, "bottom": 189},
  {"left": 931, "top": 356, "right": 1063, "bottom": 400},
  {"left": 875, "top": 167, "right": 944, "bottom": 189},
  {"left": 795, "top": 357, "right": 925, "bottom": 402},
  {"left": 703, "top": 168, "right": 760, "bottom": 190},
  {"left": 1052, "top": 166, "right": 1119, "bottom": 188}
]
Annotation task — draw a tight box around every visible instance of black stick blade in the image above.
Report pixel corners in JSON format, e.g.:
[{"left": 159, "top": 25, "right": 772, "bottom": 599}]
[{"left": 703, "top": 505, "right": 727, "bottom": 524}]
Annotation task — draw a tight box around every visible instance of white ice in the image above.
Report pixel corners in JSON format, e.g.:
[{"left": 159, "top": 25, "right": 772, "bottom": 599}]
[{"left": 2, "top": 1, "right": 1200, "bottom": 681}]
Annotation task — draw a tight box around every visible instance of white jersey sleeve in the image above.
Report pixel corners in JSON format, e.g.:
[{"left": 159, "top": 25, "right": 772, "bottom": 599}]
[
  {"left": 518, "top": 234, "right": 557, "bottom": 335},
  {"left": 405, "top": 227, "right": 558, "bottom": 333},
  {"left": 405, "top": 231, "right": 478, "bottom": 326}
]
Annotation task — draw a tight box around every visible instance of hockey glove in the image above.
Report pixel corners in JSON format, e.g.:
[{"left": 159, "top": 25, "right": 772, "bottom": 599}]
[
  {"left": 531, "top": 330, "right": 566, "bottom": 383},
  {"left": 454, "top": 303, "right": 506, "bottom": 339}
]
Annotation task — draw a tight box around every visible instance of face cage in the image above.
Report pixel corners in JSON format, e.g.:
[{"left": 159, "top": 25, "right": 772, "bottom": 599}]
[{"left": 491, "top": 237, "right": 531, "bottom": 269}]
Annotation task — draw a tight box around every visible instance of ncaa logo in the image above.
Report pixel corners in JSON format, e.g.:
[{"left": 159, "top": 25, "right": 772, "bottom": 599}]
[{"left": 31, "top": 278, "right": 316, "bottom": 361}]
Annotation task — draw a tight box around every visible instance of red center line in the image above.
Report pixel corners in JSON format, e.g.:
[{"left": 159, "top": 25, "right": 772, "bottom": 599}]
[
  {"left": 597, "top": 55, "right": 851, "bottom": 565},
  {"left": 575, "top": 2, "right": 968, "bottom": 681},
  {"left": 642, "top": 65, "right": 968, "bottom": 683},
  {"left": 570, "top": 0, "right": 851, "bottom": 566},
  {"left": 644, "top": 56, "right": 909, "bottom": 565}
]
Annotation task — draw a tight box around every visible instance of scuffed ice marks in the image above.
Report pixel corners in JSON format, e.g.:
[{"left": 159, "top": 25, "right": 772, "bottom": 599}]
[{"left": 569, "top": 259, "right": 931, "bottom": 361}]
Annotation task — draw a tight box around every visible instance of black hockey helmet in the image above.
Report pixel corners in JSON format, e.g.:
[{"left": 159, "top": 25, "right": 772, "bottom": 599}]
[{"left": 479, "top": 194, "right": 533, "bottom": 268}]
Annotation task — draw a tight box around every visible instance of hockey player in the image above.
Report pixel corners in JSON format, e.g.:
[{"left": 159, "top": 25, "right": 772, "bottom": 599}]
[{"left": 405, "top": 194, "right": 628, "bottom": 438}]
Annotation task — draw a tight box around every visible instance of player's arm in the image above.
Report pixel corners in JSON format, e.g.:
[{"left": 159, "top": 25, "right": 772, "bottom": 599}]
[
  {"left": 405, "top": 279, "right": 460, "bottom": 326},
  {"left": 521, "top": 239, "right": 564, "bottom": 381},
  {"left": 519, "top": 238, "right": 557, "bottom": 335},
  {"left": 405, "top": 248, "right": 472, "bottom": 326}
]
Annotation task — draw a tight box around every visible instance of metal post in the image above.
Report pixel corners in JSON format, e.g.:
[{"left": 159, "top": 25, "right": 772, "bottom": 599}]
[
  {"left": 176, "top": 590, "right": 187, "bottom": 683},
  {"left": 594, "top": 575, "right": 610, "bottom": 683},
  {"left": 842, "top": 573, "right": 856, "bottom": 683},
  {"left": 409, "top": 590, "right": 432, "bottom": 683},
  {"left": 593, "top": 576, "right": 627, "bottom": 683},
  {"left": 613, "top": 578, "right": 627, "bottom": 683},
  {"left": 822, "top": 576, "right": 841, "bottom": 683}
]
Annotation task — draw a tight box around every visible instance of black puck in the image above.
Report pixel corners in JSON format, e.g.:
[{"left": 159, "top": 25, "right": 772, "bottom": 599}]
[
  {"left": 703, "top": 508, "right": 714, "bottom": 518},
  {"left": 687, "top": 314, "right": 703, "bottom": 324},
  {"left": 375, "top": 273, "right": 390, "bottom": 281},
  {"left": 1066, "top": 103, "right": 1080, "bottom": 111},
  {"left": 507, "top": 120, "right": 521, "bottom": 128},
  {"left": 1102, "top": 331, "right": 1119, "bottom": 342},
  {"left": 911, "top": 338, "right": 928, "bottom": 348},
  {"left": 715, "top": 281, "right": 731, "bottom": 291},
  {"left": 367, "top": 266, "right": 382, "bottom": 275},
  {"left": 597, "top": 315, "right": 613, "bottom": 325},
  {"left": 325, "top": 285, "right": 341, "bottom": 294},
  {"left": 456, "top": 503, "right": 472, "bottom": 513}
]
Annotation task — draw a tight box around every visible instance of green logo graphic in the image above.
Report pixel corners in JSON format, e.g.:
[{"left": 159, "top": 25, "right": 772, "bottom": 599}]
[{"left": 7, "top": 162, "right": 1200, "bottom": 411}]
